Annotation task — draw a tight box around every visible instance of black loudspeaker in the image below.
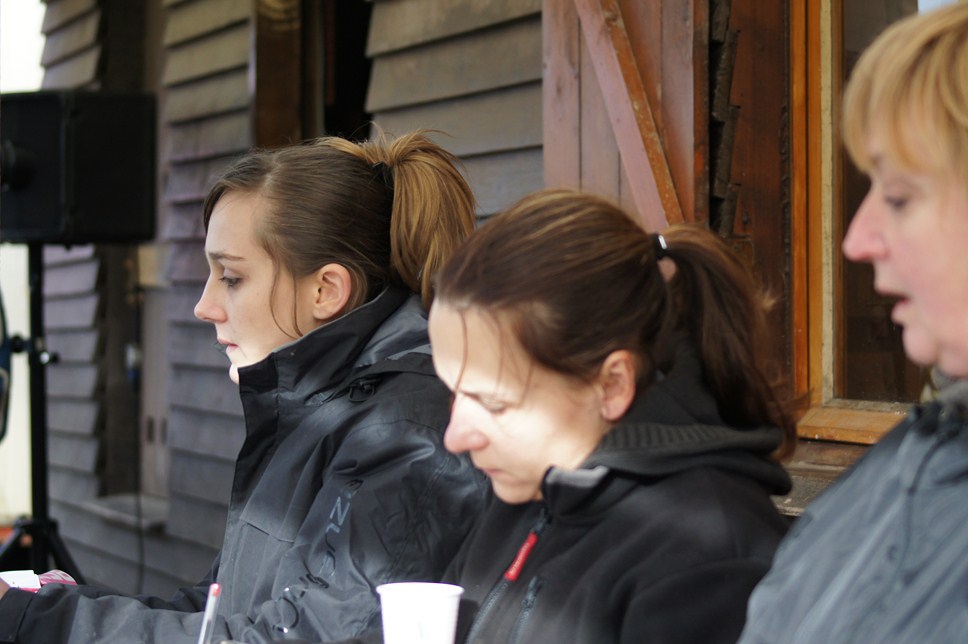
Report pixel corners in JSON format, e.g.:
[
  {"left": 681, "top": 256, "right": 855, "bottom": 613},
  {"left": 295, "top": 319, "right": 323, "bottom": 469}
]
[{"left": 0, "top": 90, "right": 156, "bottom": 244}]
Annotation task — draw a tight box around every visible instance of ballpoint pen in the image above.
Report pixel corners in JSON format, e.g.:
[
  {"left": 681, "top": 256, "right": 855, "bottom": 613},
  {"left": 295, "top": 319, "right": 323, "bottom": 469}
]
[{"left": 197, "top": 582, "right": 221, "bottom": 644}]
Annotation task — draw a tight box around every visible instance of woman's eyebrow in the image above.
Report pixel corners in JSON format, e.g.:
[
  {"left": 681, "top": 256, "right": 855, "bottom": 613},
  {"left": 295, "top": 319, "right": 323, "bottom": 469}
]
[{"left": 206, "top": 250, "right": 245, "bottom": 263}]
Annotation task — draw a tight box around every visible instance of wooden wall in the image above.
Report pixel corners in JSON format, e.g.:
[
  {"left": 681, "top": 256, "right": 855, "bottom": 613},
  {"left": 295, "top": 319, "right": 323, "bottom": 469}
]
[
  {"left": 36, "top": 0, "right": 158, "bottom": 591},
  {"left": 366, "top": 0, "right": 544, "bottom": 216},
  {"left": 29, "top": 0, "right": 796, "bottom": 596},
  {"left": 154, "top": 0, "right": 252, "bottom": 575},
  {"left": 30, "top": 0, "right": 548, "bottom": 596}
]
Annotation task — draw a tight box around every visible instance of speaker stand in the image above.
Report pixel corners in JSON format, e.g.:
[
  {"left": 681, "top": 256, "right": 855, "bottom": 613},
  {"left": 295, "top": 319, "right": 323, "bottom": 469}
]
[{"left": 0, "top": 242, "right": 85, "bottom": 583}]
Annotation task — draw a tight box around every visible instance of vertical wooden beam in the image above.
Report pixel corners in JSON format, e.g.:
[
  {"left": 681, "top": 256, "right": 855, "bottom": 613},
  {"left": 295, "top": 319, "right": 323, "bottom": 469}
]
[
  {"left": 543, "top": 0, "right": 582, "bottom": 188},
  {"left": 253, "top": 0, "right": 302, "bottom": 147},
  {"left": 791, "top": 0, "right": 809, "bottom": 409},
  {"left": 574, "top": 0, "right": 684, "bottom": 230}
]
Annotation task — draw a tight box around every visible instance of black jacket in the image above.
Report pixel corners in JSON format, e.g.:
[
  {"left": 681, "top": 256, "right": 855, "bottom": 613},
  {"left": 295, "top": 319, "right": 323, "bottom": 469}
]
[
  {"left": 739, "top": 381, "right": 968, "bottom": 643},
  {"left": 0, "top": 288, "right": 488, "bottom": 643},
  {"left": 444, "top": 346, "right": 791, "bottom": 644}
]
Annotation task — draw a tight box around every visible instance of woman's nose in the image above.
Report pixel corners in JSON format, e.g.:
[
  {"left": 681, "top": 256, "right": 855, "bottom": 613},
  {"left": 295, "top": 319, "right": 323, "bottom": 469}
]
[
  {"left": 443, "top": 394, "right": 489, "bottom": 454},
  {"left": 843, "top": 190, "right": 885, "bottom": 262},
  {"left": 193, "top": 278, "right": 224, "bottom": 324}
]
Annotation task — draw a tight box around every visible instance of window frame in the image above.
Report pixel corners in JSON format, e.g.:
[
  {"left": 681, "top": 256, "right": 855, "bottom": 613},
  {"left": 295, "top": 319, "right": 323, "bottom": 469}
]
[{"left": 790, "top": 0, "right": 909, "bottom": 446}]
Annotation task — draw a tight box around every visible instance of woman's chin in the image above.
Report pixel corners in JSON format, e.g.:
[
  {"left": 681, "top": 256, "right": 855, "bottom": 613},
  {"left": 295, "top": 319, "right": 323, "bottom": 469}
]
[{"left": 229, "top": 364, "right": 240, "bottom": 384}]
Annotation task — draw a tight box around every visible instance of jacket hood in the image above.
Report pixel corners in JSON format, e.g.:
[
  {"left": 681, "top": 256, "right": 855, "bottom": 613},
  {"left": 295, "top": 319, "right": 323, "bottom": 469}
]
[
  {"left": 238, "top": 286, "right": 432, "bottom": 397},
  {"left": 546, "top": 343, "right": 791, "bottom": 499}
]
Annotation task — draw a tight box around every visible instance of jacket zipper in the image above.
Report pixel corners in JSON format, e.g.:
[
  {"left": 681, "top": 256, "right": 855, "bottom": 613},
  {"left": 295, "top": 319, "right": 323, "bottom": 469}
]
[
  {"left": 462, "top": 508, "right": 550, "bottom": 643},
  {"left": 507, "top": 576, "right": 544, "bottom": 644}
]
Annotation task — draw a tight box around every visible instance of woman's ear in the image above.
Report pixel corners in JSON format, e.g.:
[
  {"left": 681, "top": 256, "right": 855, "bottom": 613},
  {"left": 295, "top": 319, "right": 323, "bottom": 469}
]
[
  {"left": 598, "top": 350, "right": 637, "bottom": 422},
  {"left": 311, "top": 263, "right": 353, "bottom": 322}
]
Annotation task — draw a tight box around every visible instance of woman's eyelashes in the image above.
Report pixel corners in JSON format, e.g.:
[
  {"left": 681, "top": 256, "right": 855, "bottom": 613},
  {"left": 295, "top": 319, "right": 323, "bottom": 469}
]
[
  {"left": 219, "top": 275, "right": 241, "bottom": 288},
  {"left": 884, "top": 194, "right": 909, "bottom": 212}
]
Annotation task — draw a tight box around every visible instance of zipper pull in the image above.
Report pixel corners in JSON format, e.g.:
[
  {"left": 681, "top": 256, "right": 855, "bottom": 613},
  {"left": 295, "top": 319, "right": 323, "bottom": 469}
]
[{"left": 503, "top": 509, "right": 549, "bottom": 582}]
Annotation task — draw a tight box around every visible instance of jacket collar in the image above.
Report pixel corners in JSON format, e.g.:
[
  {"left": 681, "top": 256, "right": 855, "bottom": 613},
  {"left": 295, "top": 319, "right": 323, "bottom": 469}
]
[
  {"left": 540, "top": 341, "right": 791, "bottom": 515},
  {"left": 237, "top": 286, "right": 426, "bottom": 396}
]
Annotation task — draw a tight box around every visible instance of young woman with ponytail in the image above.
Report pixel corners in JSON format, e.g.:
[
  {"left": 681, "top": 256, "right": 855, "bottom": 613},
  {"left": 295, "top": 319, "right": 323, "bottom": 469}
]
[
  {"left": 0, "top": 130, "right": 489, "bottom": 643},
  {"left": 427, "top": 188, "right": 795, "bottom": 643}
]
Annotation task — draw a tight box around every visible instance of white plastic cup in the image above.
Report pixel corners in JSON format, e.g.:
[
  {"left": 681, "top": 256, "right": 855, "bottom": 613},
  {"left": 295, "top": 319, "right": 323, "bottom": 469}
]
[{"left": 376, "top": 582, "right": 464, "bottom": 644}]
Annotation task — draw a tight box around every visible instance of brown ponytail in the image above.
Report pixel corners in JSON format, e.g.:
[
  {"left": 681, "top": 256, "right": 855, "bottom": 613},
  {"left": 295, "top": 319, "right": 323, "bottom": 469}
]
[
  {"left": 328, "top": 128, "right": 477, "bottom": 307},
  {"left": 660, "top": 225, "right": 795, "bottom": 458},
  {"left": 203, "top": 128, "right": 477, "bottom": 325}
]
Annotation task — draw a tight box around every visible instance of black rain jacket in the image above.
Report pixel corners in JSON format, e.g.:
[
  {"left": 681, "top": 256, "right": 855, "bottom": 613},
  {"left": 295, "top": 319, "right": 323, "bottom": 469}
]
[
  {"left": 444, "top": 344, "right": 791, "bottom": 644},
  {"left": 0, "top": 287, "right": 488, "bottom": 643}
]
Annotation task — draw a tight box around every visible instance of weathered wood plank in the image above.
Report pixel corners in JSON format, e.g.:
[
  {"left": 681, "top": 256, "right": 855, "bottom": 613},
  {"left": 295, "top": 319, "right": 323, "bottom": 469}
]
[
  {"left": 168, "top": 111, "right": 251, "bottom": 163},
  {"left": 167, "top": 111, "right": 252, "bottom": 162},
  {"left": 168, "top": 406, "right": 244, "bottom": 460},
  {"left": 161, "top": 202, "right": 206, "bottom": 241},
  {"left": 169, "top": 365, "right": 243, "bottom": 417},
  {"left": 164, "top": 156, "right": 240, "bottom": 203},
  {"left": 575, "top": 0, "right": 683, "bottom": 229},
  {"left": 542, "top": 0, "right": 581, "bottom": 189},
  {"left": 579, "top": 31, "right": 622, "bottom": 204},
  {"left": 253, "top": 0, "right": 303, "bottom": 148},
  {"left": 41, "top": 46, "right": 99, "bottom": 89},
  {"left": 168, "top": 448, "right": 235, "bottom": 505},
  {"left": 797, "top": 406, "right": 904, "bottom": 445},
  {"left": 164, "top": 69, "right": 250, "bottom": 124},
  {"left": 367, "top": 0, "right": 541, "bottom": 56},
  {"left": 48, "top": 399, "right": 100, "bottom": 435},
  {"left": 49, "top": 468, "right": 100, "bottom": 503},
  {"left": 49, "top": 431, "right": 99, "bottom": 471},
  {"left": 168, "top": 323, "right": 232, "bottom": 370},
  {"left": 43, "top": 260, "right": 99, "bottom": 296},
  {"left": 45, "top": 293, "right": 99, "bottom": 330},
  {"left": 164, "top": 0, "right": 250, "bottom": 47},
  {"left": 47, "top": 329, "right": 100, "bottom": 362},
  {"left": 41, "top": 0, "right": 97, "bottom": 33},
  {"left": 165, "top": 282, "right": 208, "bottom": 324},
  {"left": 463, "top": 147, "right": 543, "bottom": 216},
  {"left": 162, "top": 25, "right": 249, "bottom": 86},
  {"left": 47, "top": 363, "right": 99, "bottom": 397},
  {"left": 374, "top": 82, "right": 541, "bottom": 157},
  {"left": 166, "top": 240, "right": 207, "bottom": 283},
  {"left": 40, "top": 10, "right": 99, "bottom": 67},
  {"left": 366, "top": 16, "right": 542, "bottom": 112}
]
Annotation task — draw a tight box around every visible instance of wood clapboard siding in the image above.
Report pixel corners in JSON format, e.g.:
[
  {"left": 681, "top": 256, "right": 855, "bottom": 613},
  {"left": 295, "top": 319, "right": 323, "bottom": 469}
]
[
  {"left": 167, "top": 111, "right": 251, "bottom": 162},
  {"left": 375, "top": 83, "right": 543, "bottom": 157},
  {"left": 47, "top": 399, "right": 100, "bottom": 435},
  {"left": 368, "top": 0, "right": 544, "bottom": 217},
  {"left": 41, "top": 0, "right": 97, "bottom": 32},
  {"left": 366, "top": 17, "right": 543, "bottom": 112},
  {"left": 31, "top": 0, "right": 107, "bottom": 554},
  {"left": 164, "top": 70, "right": 249, "bottom": 124},
  {"left": 366, "top": 0, "right": 541, "bottom": 55},
  {"left": 157, "top": 0, "right": 254, "bottom": 565},
  {"left": 45, "top": 329, "right": 100, "bottom": 363},
  {"left": 162, "top": 24, "right": 250, "bottom": 86},
  {"left": 168, "top": 323, "right": 230, "bottom": 370},
  {"left": 167, "top": 407, "right": 245, "bottom": 460},
  {"left": 162, "top": 0, "right": 249, "bottom": 46},
  {"left": 40, "top": 11, "right": 99, "bottom": 67}
]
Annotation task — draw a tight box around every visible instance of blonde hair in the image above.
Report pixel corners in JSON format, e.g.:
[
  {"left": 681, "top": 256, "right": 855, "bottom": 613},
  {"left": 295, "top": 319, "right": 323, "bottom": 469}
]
[
  {"left": 842, "top": 2, "right": 968, "bottom": 181},
  {"left": 203, "top": 128, "right": 477, "bottom": 321}
]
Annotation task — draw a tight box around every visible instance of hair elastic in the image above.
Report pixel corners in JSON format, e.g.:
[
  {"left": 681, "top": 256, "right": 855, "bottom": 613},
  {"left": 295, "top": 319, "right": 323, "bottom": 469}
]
[
  {"left": 371, "top": 161, "right": 394, "bottom": 189},
  {"left": 652, "top": 233, "right": 668, "bottom": 260}
]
